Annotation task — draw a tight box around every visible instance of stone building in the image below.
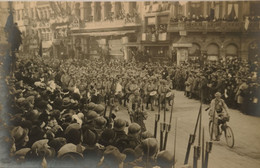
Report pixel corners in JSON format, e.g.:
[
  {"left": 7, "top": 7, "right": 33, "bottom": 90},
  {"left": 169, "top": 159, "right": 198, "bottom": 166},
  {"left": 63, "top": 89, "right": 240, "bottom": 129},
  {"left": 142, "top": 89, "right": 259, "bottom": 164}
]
[{"left": 6, "top": 1, "right": 260, "bottom": 64}]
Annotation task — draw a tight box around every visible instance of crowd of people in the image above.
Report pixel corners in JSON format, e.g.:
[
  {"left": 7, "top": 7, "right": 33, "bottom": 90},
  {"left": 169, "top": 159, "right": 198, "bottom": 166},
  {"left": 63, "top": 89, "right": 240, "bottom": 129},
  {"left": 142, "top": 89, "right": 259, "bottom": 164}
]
[
  {"left": 174, "top": 58, "right": 259, "bottom": 115},
  {"left": 3, "top": 53, "right": 259, "bottom": 167},
  {"left": 5, "top": 57, "right": 176, "bottom": 168}
]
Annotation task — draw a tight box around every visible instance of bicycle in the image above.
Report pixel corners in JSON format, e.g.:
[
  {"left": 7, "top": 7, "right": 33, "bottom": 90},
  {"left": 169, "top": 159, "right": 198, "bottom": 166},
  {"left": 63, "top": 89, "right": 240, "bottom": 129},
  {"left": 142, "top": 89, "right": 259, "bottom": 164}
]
[{"left": 209, "top": 113, "right": 235, "bottom": 148}]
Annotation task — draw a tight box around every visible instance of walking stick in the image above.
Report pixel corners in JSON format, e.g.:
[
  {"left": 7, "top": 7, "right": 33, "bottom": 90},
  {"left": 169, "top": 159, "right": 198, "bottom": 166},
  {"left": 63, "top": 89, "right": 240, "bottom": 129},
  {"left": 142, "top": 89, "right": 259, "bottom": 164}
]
[
  {"left": 184, "top": 105, "right": 201, "bottom": 164},
  {"left": 204, "top": 142, "right": 213, "bottom": 168},
  {"left": 197, "top": 103, "right": 202, "bottom": 160}
]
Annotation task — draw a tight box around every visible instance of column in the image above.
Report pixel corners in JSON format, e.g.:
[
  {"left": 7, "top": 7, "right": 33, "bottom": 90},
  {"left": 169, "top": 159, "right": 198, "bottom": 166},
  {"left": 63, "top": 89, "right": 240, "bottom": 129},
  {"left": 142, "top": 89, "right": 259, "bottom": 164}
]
[
  {"left": 124, "top": 2, "right": 130, "bottom": 13},
  {"left": 80, "top": 2, "right": 84, "bottom": 21},
  {"left": 111, "top": 2, "right": 116, "bottom": 15},
  {"left": 101, "top": 2, "right": 105, "bottom": 21},
  {"left": 203, "top": 1, "right": 208, "bottom": 17},
  {"left": 184, "top": 2, "right": 190, "bottom": 17},
  {"left": 91, "top": 2, "right": 95, "bottom": 22}
]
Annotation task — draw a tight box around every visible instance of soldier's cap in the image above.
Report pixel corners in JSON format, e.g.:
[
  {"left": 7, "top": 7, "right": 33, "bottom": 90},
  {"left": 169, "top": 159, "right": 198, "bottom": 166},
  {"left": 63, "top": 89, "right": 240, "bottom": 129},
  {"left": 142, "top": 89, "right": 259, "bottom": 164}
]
[
  {"left": 141, "top": 131, "right": 154, "bottom": 140},
  {"left": 157, "top": 150, "right": 174, "bottom": 167},
  {"left": 87, "top": 102, "right": 97, "bottom": 110},
  {"left": 83, "top": 129, "right": 97, "bottom": 146},
  {"left": 122, "top": 148, "right": 137, "bottom": 163},
  {"left": 11, "top": 126, "right": 29, "bottom": 146},
  {"left": 103, "top": 145, "right": 126, "bottom": 163},
  {"left": 15, "top": 148, "right": 31, "bottom": 158},
  {"left": 93, "top": 104, "right": 105, "bottom": 115},
  {"left": 128, "top": 123, "right": 141, "bottom": 135},
  {"left": 94, "top": 116, "right": 107, "bottom": 128},
  {"left": 113, "top": 118, "right": 126, "bottom": 131},
  {"left": 85, "top": 110, "right": 99, "bottom": 123},
  {"left": 64, "top": 123, "right": 81, "bottom": 135},
  {"left": 31, "top": 139, "right": 55, "bottom": 158},
  {"left": 57, "top": 143, "right": 83, "bottom": 158},
  {"left": 141, "top": 138, "right": 158, "bottom": 156}
]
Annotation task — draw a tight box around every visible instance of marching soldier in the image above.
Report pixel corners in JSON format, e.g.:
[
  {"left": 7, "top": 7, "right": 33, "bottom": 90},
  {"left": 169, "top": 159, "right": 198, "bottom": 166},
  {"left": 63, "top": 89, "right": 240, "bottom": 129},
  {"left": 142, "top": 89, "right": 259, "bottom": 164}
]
[
  {"left": 127, "top": 91, "right": 148, "bottom": 132},
  {"left": 145, "top": 77, "right": 157, "bottom": 111},
  {"left": 158, "top": 80, "right": 172, "bottom": 111}
]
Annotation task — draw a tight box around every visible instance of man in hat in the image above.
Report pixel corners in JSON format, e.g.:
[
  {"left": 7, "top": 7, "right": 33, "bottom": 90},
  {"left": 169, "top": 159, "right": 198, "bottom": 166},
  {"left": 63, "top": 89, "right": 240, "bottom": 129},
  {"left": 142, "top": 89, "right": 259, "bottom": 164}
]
[
  {"left": 112, "top": 118, "right": 129, "bottom": 152},
  {"left": 209, "top": 92, "right": 230, "bottom": 141},
  {"left": 127, "top": 123, "right": 141, "bottom": 149},
  {"left": 11, "top": 126, "right": 30, "bottom": 151}
]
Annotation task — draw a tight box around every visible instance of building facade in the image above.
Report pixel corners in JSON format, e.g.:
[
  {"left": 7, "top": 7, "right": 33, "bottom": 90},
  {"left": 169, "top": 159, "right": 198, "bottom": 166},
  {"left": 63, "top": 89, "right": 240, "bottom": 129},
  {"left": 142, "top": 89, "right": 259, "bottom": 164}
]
[{"left": 7, "top": 1, "right": 260, "bottom": 64}]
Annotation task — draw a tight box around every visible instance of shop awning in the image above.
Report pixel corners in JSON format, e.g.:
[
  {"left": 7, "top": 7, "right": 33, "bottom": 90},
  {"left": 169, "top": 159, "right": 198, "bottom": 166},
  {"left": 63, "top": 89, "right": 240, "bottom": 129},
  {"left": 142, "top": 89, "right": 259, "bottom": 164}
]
[{"left": 72, "top": 30, "right": 136, "bottom": 36}]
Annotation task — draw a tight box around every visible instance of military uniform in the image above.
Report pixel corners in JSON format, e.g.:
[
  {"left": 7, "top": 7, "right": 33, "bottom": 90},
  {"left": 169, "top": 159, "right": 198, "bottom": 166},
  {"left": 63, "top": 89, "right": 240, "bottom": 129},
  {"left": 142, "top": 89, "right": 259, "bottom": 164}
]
[
  {"left": 145, "top": 79, "right": 157, "bottom": 111},
  {"left": 128, "top": 92, "right": 147, "bottom": 132}
]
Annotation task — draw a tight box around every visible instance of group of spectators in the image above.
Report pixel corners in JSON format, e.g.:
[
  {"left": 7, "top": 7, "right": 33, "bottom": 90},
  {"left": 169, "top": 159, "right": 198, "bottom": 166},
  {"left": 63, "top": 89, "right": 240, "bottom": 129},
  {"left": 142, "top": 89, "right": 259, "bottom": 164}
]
[
  {"left": 3, "top": 53, "right": 259, "bottom": 167},
  {"left": 104, "top": 9, "right": 139, "bottom": 24},
  {"left": 170, "top": 14, "right": 239, "bottom": 23},
  {"left": 172, "top": 58, "right": 259, "bottom": 116},
  {"left": 5, "top": 57, "right": 176, "bottom": 168}
]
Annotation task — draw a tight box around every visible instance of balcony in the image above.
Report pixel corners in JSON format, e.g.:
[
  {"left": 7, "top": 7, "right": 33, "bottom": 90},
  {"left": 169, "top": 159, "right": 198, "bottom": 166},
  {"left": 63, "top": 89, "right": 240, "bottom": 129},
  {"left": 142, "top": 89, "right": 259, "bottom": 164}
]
[
  {"left": 168, "top": 21, "right": 260, "bottom": 33},
  {"left": 81, "top": 18, "right": 141, "bottom": 30}
]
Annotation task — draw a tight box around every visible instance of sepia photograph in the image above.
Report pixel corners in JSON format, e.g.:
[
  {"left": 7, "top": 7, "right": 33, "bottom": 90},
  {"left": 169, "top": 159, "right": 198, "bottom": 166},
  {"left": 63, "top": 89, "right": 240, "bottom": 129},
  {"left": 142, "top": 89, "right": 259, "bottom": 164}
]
[{"left": 0, "top": 1, "right": 259, "bottom": 168}]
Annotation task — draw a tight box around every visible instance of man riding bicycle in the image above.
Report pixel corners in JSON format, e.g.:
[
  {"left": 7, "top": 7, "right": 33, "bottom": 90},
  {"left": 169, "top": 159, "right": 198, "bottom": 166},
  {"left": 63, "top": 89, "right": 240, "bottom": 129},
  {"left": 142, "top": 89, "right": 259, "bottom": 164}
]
[{"left": 209, "top": 92, "right": 230, "bottom": 141}]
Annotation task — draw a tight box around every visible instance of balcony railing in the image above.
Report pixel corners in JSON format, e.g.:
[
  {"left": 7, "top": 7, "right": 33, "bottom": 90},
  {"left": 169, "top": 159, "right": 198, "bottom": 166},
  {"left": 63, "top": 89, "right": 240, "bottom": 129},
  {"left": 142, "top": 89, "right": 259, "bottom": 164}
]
[
  {"left": 81, "top": 18, "right": 141, "bottom": 29},
  {"left": 168, "top": 21, "right": 260, "bottom": 32}
]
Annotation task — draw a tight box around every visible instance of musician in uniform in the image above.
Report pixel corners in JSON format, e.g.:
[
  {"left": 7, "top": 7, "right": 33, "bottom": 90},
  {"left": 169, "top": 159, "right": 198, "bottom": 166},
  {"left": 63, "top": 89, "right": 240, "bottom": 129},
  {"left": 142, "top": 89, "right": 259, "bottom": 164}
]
[
  {"left": 127, "top": 91, "right": 148, "bottom": 132},
  {"left": 158, "top": 80, "right": 172, "bottom": 111},
  {"left": 145, "top": 78, "right": 157, "bottom": 111}
]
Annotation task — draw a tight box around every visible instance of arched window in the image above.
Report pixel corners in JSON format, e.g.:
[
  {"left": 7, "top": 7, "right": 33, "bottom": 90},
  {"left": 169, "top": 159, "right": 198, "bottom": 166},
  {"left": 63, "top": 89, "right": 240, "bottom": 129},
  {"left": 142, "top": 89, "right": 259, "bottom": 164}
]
[
  {"left": 188, "top": 43, "right": 201, "bottom": 63},
  {"left": 207, "top": 43, "right": 219, "bottom": 62},
  {"left": 226, "top": 44, "right": 238, "bottom": 60}
]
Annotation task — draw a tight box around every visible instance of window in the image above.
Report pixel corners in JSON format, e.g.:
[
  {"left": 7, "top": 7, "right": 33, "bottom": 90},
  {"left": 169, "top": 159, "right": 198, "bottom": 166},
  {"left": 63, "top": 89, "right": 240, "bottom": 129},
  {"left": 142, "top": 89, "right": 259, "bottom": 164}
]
[
  {"left": 226, "top": 44, "right": 238, "bottom": 59},
  {"left": 190, "top": 2, "right": 203, "bottom": 17},
  {"left": 207, "top": 43, "right": 219, "bottom": 61},
  {"left": 227, "top": 2, "right": 239, "bottom": 20},
  {"left": 250, "top": 2, "right": 260, "bottom": 16}
]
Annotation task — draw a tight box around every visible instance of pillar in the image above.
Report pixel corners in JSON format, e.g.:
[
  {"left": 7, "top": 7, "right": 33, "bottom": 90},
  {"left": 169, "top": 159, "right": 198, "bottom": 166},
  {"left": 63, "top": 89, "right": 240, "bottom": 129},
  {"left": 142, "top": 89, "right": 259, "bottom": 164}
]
[
  {"left": 203, "top": 1, "right": 208, "bottom": 17},
  {"left": 124, "top": 2, "right": 130, "bottom": 13},
  {"left": 91, "top": 2, "right": 95, "bottom": 22},
  {"left": 111, "top": 2, "right": 116, "bottom": 15},
  {"left": 101, "top": 2, "right": 105, "bottom": 21},
  {"left": 80, "top": 2, "right": 84, "bottom": 21},
  {"left": 184, "top": 2, "right": 190, "bottom": 17}
]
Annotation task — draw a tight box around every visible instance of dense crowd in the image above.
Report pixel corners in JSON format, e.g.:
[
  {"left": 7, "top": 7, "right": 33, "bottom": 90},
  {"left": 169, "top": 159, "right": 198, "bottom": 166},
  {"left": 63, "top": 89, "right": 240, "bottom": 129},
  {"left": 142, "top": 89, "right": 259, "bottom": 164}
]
[{"left": 4, "top": 54, "right": 260, "bottom": 167}]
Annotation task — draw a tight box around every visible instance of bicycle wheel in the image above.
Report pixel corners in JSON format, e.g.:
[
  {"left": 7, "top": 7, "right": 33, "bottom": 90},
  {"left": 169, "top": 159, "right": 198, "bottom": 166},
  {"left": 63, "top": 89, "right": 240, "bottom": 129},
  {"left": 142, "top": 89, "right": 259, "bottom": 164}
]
[{"left": 224, "top": 126, "right": 234, "bottom": 148}]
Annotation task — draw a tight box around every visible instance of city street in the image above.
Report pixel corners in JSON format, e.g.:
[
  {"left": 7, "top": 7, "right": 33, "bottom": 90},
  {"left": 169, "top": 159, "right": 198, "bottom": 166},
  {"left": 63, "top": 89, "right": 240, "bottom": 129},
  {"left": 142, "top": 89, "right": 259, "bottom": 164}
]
[{"left": 116, "top": 91, "right": 260, "bottom": 168}]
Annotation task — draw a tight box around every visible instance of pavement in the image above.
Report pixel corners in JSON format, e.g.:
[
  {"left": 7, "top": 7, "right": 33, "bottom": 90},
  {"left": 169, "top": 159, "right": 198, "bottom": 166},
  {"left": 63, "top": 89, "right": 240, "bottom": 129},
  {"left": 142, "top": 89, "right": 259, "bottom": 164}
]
[{"left": 115, "top": 91, "right": 260, "bottom": 168}]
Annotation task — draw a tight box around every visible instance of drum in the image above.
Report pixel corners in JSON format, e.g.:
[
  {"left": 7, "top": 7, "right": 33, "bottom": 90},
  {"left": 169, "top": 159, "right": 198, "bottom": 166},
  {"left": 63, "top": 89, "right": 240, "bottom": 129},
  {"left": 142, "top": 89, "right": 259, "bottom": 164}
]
[
  {"left": 166, "top": 92, "right": 172, "bottom": 98},
  {"left": 150, "top": 91, "right": 157, "bottom": 96}
]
